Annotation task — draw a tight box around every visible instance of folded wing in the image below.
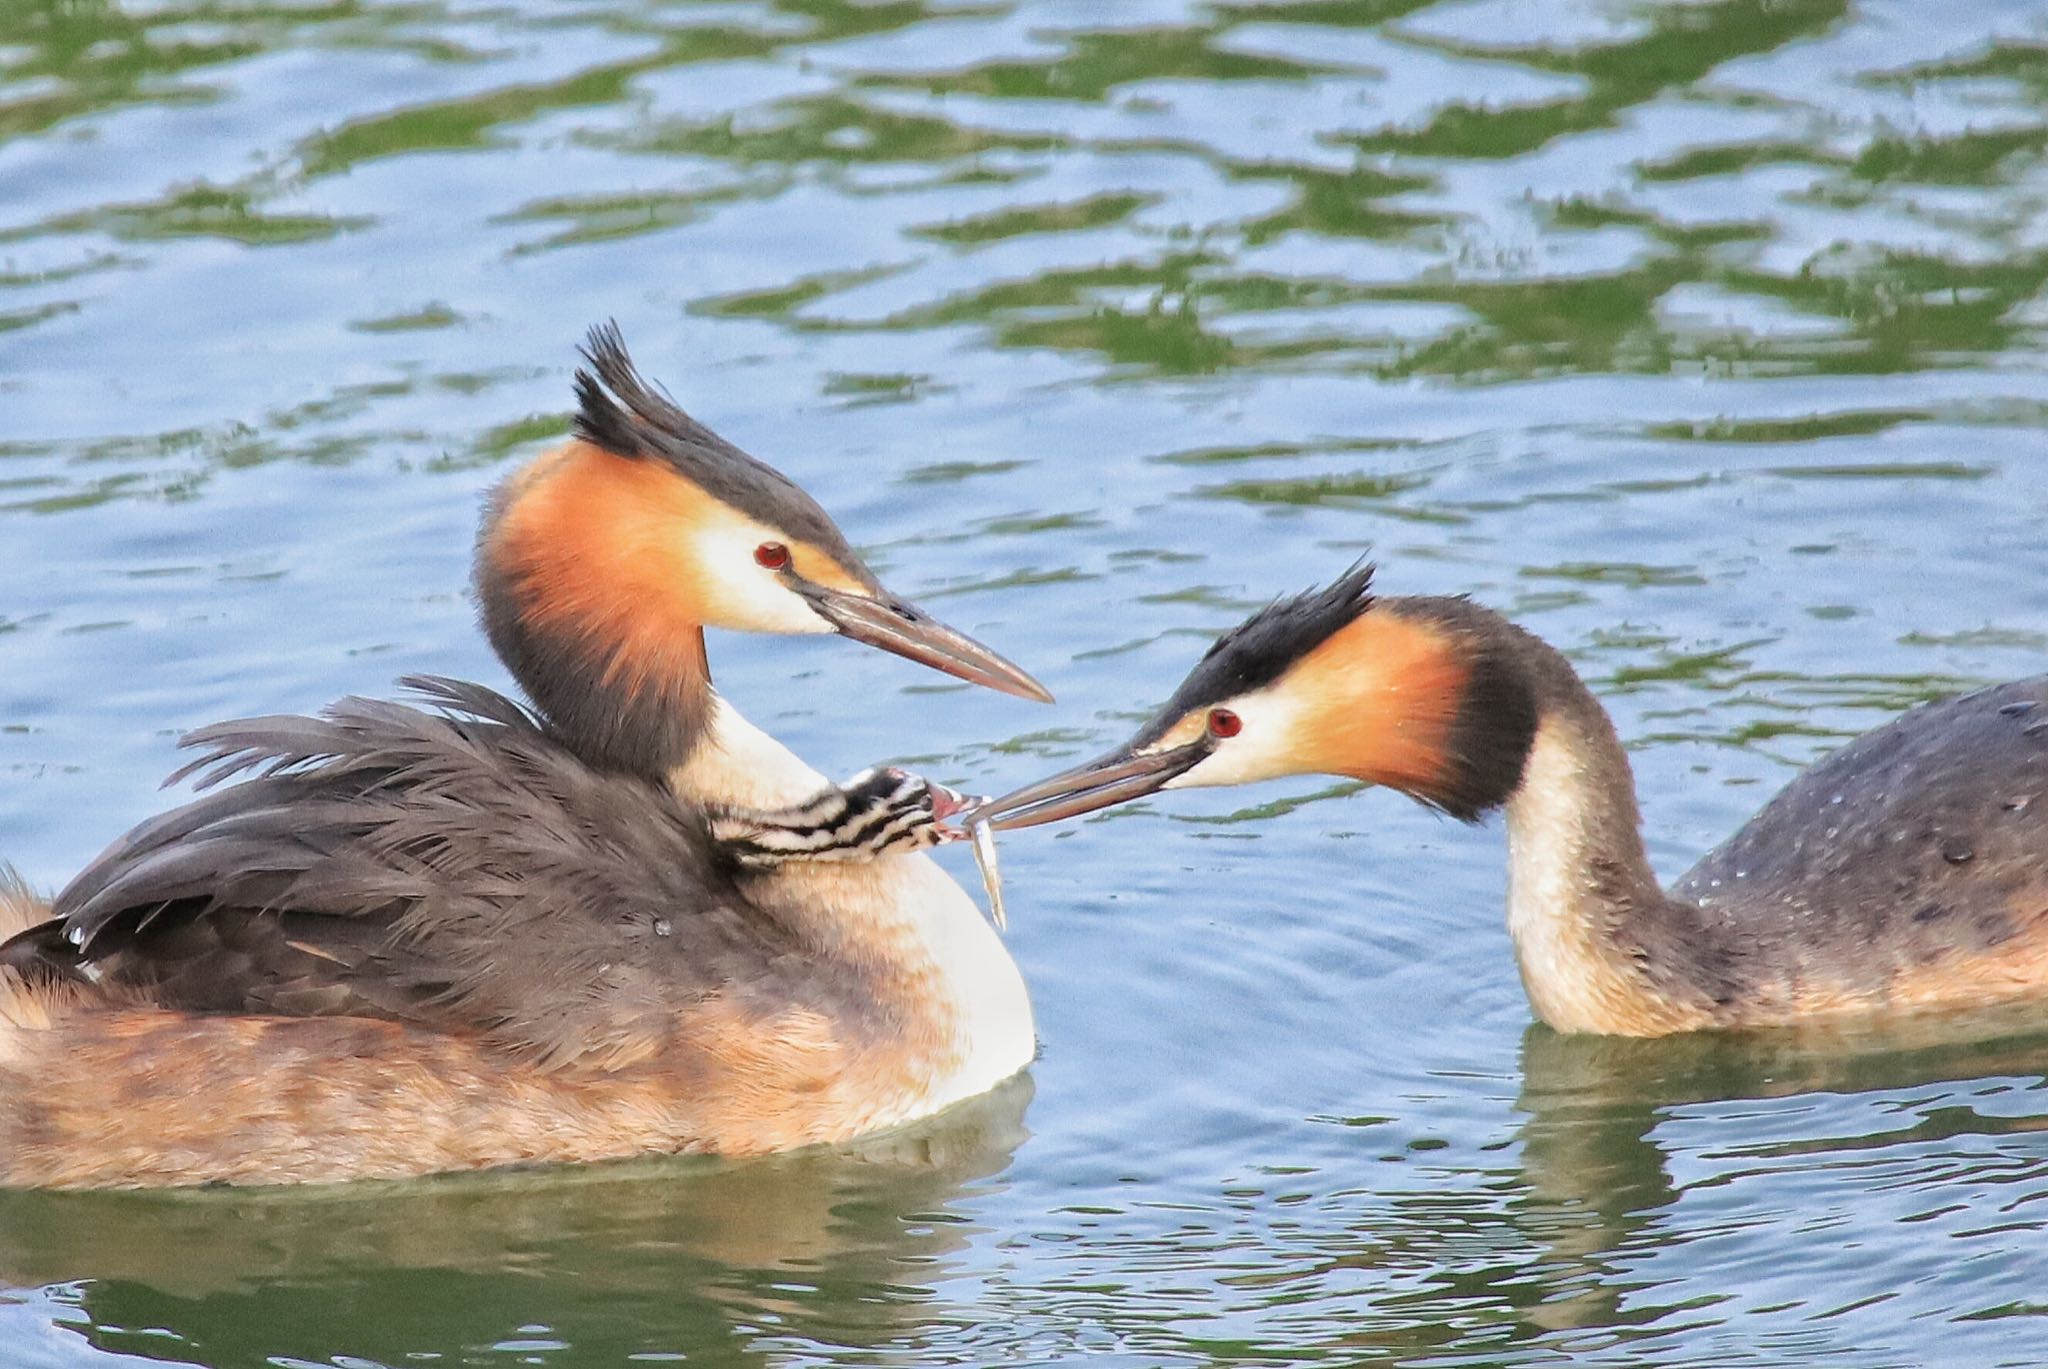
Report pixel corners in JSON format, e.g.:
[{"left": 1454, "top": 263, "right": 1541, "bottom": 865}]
[{"left": 0, "top": 677, "right": 805, "bottom": 1070}]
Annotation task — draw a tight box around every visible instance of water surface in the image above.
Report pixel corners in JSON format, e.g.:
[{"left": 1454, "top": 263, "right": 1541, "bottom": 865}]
[{"left": 4, "top": 1, "right": 2048, "bottom": 1364}]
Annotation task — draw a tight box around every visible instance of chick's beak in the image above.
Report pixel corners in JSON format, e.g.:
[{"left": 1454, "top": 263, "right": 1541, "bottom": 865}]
[
  {"left": 971, "top": 740, "right": 1209, "bottom": 830},
  {"left": 800, "top": 584, "right": 1053, "bottom": 704}
]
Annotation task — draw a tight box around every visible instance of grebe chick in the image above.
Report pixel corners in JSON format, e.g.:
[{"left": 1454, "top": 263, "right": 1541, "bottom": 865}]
[
  {"left": 0, "top": 327, "right": 1048, "bottom": 1189},
  {"left": 976, "top": 562, "right": 2048, "bottom": 1036}
]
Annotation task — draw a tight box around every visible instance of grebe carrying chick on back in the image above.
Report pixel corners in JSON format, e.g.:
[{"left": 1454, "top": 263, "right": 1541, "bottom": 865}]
[
  {"left": 0, "top": 325, "right": 1050, "bottom": 1189},
  {"left": 974, "top": 562, "right": 2048, "bottom": 1036}
]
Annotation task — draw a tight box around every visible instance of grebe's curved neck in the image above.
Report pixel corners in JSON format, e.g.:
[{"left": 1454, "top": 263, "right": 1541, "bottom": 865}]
[
  {"left": 1492, "top": 632, "right": 1720, "bottom": 1034},
  {"left": 1506, "top": 692, "right": 1664, "bottom": 1032},
  {"left": 478, "top": 442, "right": 715, "bottom": 777}
]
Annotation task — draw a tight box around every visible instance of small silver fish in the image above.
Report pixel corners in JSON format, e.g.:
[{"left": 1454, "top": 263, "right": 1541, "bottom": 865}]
[{"left": 970, "top": 816, "right": 1006, "bottom": 932}]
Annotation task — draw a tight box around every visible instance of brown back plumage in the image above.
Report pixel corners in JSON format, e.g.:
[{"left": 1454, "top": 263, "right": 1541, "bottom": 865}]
[
  {"left": 1672, "top": 677, "right": 2048, "bottom": 1019},
  {"left": 0, "top": 677, "right": 885, "bottom": 1071}
]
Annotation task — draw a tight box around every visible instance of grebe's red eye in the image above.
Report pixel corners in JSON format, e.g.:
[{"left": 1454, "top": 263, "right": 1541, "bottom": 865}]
[
  {"left": 1207, "top": 708, "right": 1242, "bottom": 739},
  {"left": 754, "top": 542, "right": 790, "bottom": 570}
]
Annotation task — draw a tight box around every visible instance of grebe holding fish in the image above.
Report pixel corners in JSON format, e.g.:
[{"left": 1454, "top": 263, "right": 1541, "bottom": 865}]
[{"left": 0, "top": 326, "right": 1048, "bottom": 1188}]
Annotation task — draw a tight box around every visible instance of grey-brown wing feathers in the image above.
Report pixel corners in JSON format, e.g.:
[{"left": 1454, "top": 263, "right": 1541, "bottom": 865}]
[
  {"left": 1674, "top": 677, "right": 2048, "bottom": 994},
  {"left": 1, "top": 676, "right": 809, "bottom": 1069}
]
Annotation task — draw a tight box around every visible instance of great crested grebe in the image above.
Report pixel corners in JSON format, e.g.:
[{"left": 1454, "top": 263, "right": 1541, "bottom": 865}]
[
  {"left": 0, "top": 325, "right": 1050, "bottom": 1189},
  {"left": 975, "top": 562, "right": 2048, "bottom": 1036}
]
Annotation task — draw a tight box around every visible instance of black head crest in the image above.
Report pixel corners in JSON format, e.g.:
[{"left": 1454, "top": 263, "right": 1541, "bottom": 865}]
[
  {"left": 1134, "top": 560, "right": 1377, "bottom": 744},
  {"left": 575, "top": 320, "right": 719, "bottom": 461},
  {"left": 568, "top": 322, "right": 865, "bottom": 572}
]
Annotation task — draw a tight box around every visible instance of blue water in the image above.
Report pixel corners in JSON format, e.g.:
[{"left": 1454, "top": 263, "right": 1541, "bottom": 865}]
[{"left": 5, "top": 1, "right": 2048, "bottom": 1364}]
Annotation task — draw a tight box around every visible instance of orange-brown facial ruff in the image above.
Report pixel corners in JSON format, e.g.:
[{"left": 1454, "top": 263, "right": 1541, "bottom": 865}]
[
  {"left": 490, "top": 443, "right": 719, "bottom": 701},
  {"left": 1279, "top": 610, "right": 1480, "bottom": 795},
  {"left": 476, "top": 324, "right": 1049, "bottom": 774},
  {"left": 1289, "top": 599, "right": 1541, "bottom": 818},
  {"left": 1138, "top": 610, "right": 1473, "bottom": 800},
  {"left": 1127, "top": 573, "right": 1540, "bottom": 821},
  {"left": 486, "top": 443, "right": 870, "bottom": 688},
  {"left": 476, "top": 325, "right": 884, "bottom": 775}
]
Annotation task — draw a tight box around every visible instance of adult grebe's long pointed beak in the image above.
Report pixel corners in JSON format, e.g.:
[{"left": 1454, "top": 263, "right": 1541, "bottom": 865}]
[
  {"left": 801, "top": 585, "right": 1054, "bottom": 704},
  {"left": 973, "top": 740, "right": 1208, "bottom": 830}
]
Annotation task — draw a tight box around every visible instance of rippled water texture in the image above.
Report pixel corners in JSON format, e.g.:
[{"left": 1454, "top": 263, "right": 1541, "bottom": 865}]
[{"left": 5, "top": 1, "right": 2048, "bottom": 1364}]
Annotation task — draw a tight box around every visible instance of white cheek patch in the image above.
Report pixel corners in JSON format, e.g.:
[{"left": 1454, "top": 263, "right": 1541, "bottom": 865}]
[
  {"left": 691, "top": 519, "right": 835, "bottom": 635},
  {"left": 1160, "top": 687, "right": 1311, "bottom": 790}
]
